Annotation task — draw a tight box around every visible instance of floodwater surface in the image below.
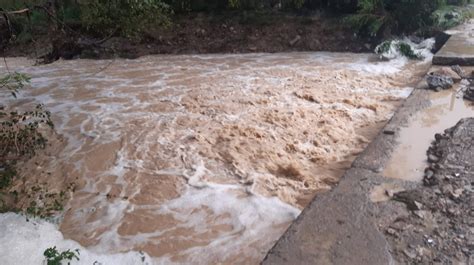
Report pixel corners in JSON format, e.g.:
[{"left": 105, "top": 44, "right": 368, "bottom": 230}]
[
  {"left": 0, "top": 52, "right": 429, "bottom": 264},
  {"left": 384, "top": 72, "right": 474, "bottom": 182}
]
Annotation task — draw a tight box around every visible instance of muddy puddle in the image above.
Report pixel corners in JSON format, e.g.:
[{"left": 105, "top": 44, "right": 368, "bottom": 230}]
[
  {"left": 384, "top": 73, "right": 474, "bottom": 182},
  {"left": 0, "top": 52, "right": 429, "bottom": 264}
]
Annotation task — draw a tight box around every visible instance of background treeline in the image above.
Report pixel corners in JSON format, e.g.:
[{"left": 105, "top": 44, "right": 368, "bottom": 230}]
[{"left": 1, "top": 0, "right": 473, "bottom": 41}]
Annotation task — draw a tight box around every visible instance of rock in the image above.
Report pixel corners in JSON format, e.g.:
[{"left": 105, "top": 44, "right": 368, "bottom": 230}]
[
  {"left": 385, "top": 189, "right": 395, "bottom": 198},
  {"left": 403, "top": 249, "right": 417, "bottom": 259},
  {"left": 393, "top": 190, "right": 423, "bottom": 210},
  {"left": 413, "top": 201, "right": 423, "bottom": 210},
  {"left": 430, "top": 68, "right": 462, "bottom": 83},
  {"left": 386, "top": 228, "right": 397, "bottom": 236},
  {"left": 441, "top": 184, "right": 453, "bottom": 195},
  {"left": 428, "top": 154, "right": 439, "bottom": 163},
  {"left": 444, "top": 175, "right": 453, "bottom": 180},
  {"left": 447, "top": 207, "right": 459, "bottom": 216},
  {"left": 426, "top": 73, "right": 454, "bottom": 90},
  {"left": 464, "top": 87, "right": 474, "bottom": 101},
  {"left": 450, "top": 188, "right": 463, "bottom": 199},
  {"left": 450, "top": 65, "right": 465, "bottom": 78},
  {"left": 434, "top": 133, "right": 444, "bottom": 141},
  {"left": 414, "top": 210, "right": 427, "bottom": 219},
  {"left": 289, "top": 35, "right": 301, "bottom": 46},
  {"left": 425, "top": 169, "right": 434, "bottom": 179},
  {"left": 425, "top": 237, "right": 435, "bottom": 245}
]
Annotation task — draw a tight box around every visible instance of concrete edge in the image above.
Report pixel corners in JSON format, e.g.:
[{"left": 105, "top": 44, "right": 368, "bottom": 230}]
[
  {"left": 262, "top": 82, "right": 432, "bottom": 265},
  {"left": 351, "top": 86, "right": 431, "bottom": 172},
  {"left": 432, "top": 56, "right": 474, "bottom": 66}
]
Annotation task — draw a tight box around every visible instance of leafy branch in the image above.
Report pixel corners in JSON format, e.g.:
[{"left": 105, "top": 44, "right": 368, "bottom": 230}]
[
  {"left": 0, "top": 73, "right": 54, "bottom": 162},
  {"left": 0, "top": 72, "right": 30, "bottom": 98},
  {"left": 43, "top": 246, "right": 80, "bottom": 265}
]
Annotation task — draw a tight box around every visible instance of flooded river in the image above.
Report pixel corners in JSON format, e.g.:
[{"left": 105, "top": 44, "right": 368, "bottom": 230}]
[{"left": 0, "top": 52, "right": 429, "bottom": 264}]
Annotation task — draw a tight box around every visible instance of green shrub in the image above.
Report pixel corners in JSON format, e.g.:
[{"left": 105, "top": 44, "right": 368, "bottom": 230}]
[
  {"left": 432, "top": 4, "right": 474, "bottom": 29},
  {"left": 388, "top": 0, "right": 445, "bottom": 33},
  {"left": 43, "top": 246, "right": 80, "bottom": 265},
  {"left": 0, "top": 73, "right": 54, "bottom": 160},
  {"left": 345, "top": 0, "right": 446, "bottom": 36},
  {"left": 375, "top": 39, "right": 424, "bottom": 60},
  {"left": 79, "top": 0, "right": 172, "bottom": 37},
  {"left": 343, "top": 0, "right": 390, "bottom": 36},
  {"left": 397, "top": 42, "right": 420, "bottom": 59},
  {"left": 0, "top": 166, "right": 16, "bottom": 190}
]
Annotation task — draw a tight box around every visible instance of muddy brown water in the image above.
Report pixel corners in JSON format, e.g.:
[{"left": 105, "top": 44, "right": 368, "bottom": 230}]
[
  {"left": 384, "top": 71, "right": 474, "bottom": 183},
  {"left": 1, "top": 53, "right": 429, "bottom": 264}
]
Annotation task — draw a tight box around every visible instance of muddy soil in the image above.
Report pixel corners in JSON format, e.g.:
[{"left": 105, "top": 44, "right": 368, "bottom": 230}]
[
  {"left": 2, "top": 12, "right": 371, "bottom": 59},
  {"left": 384, "top": 118, "right": 474, "bottom": 264}
]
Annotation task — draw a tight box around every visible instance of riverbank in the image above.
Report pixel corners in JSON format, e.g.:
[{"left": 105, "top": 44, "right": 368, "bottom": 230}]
[{"left": 2, "top": 12, "right": 372, "bottom": 60}]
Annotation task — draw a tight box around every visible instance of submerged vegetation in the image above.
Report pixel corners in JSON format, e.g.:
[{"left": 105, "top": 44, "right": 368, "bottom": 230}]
[
  {"left": 43, "top": 246, "right": 80, "bottom": 265},
  {"left": 0, "top": 71, "right": 61, "bottom": 216},
  {"left": 375, "top": 40, "right": 423, "bottom": 60},
  {"left": 0, "top": 72, "right": 53, "bottom": 160}
]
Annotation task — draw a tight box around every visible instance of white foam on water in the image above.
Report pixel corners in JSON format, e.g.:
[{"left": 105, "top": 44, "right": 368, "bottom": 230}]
[
  {"left": 390, "top": 87, "right": 414, "bottom": 98},
  {"left": 0, "top": 213, "right": 156, "bottom": 265},
  {"left": 376, "top": 38, "right": 435, "bottom": 61},
  {"left": 156, "top": 183, "right": 301, "bottom": 264},
  {"left": 346, "top": 56, "right": 409, "bottom": 75},
  {"left": 0, "top": 52, "right": 425, "bottom": 264}
]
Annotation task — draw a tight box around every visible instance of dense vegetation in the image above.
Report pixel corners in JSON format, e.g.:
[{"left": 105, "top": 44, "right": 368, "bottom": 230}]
[{"left": 1, "top": 0, "right": 472, "bottom": 44}]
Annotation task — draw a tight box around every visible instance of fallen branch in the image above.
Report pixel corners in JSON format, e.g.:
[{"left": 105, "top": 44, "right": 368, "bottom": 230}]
[{"left": 0, "top": 8, "right": 30, "bottom": 15}]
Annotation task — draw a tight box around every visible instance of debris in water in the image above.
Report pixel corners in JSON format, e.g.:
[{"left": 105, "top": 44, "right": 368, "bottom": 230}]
[
  {"left": 426, "top": 73, "right": 454, "bottom": 91},
  {"left": 375, "top": 38, "right": 434, "bottom": 60}
]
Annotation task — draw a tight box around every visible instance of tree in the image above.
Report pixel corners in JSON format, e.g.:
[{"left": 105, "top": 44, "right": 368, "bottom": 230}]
[
  {"left": 80, "top": 0, "right": 171, "bottom": 37},
  {"left": 345, "top": 0, "right": 445, "bottom": 37}
]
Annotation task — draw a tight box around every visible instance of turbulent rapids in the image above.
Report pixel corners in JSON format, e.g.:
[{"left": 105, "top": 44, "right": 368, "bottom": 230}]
[{"left": 0, "top": 52, "right": 430, "bottom": 264}]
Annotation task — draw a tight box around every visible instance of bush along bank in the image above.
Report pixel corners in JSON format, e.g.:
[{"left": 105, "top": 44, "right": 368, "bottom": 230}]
[{"left": 0, "top": 71, "right": 75, "bottom": 219}]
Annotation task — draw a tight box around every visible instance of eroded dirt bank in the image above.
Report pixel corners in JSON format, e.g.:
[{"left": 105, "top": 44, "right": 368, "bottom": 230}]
[
  {"left": 2, "top": 13, "right": 371, "bottom": 59},
  {"left": 1, "top": 53, "right": 429, "bottom": 264}
]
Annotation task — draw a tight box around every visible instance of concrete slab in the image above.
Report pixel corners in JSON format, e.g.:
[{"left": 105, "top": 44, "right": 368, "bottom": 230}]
[
  {"left": 262, "top": 168, "right": 392, "bottom": 265},
  {"left": 433, "top": 19, "right": 474, "bottom": 66},
  {"left": 352, "top": 88, "right": 430, "bottom": 172}
]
